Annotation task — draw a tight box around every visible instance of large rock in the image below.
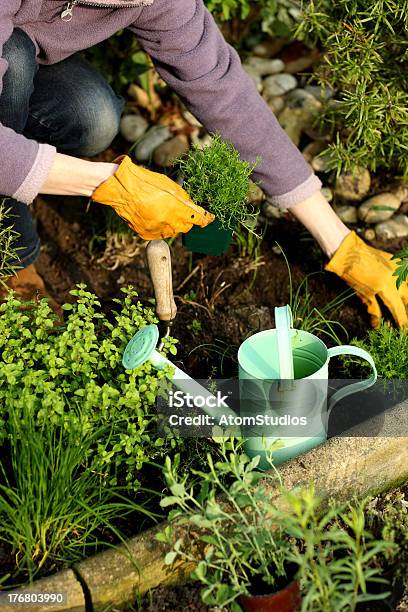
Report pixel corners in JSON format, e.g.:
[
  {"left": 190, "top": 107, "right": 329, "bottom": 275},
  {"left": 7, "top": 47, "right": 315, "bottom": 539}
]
[
  {"left": 243, "top": 57, "right": 284, "bottom": 77},
  {"left": 153, "top": 135, "right": 189, "bottom": 167},
  {"left": 358, "top": 192, "right": 401, "bottom": 223},
  {"left": 263, "top": 73, "right": 297, "bottom": 98},
  {"left": 267, "top": 96, "right": 285, "bottom": 116},
  {"left": 286, "top": 88, "right": 321, "bottom": 110},
  {"left": 252, "top": 38, "right": 288, "bottom": 58},
  {"left": 302, "top": 141, "right": 326, "bottom": 163},
  {"left": 333, "top": 204, "right": 358, "bottom": 224},
  {"left": 335, "top": 168, "right": 371, "bottom": 202},
  {"left": 305, "top": 84, "right": 334, "bottom": 101},
  {"left": 134, "top": 126, "right": 171, "bottom": 162},
  {"left": 375, "top": 214, "right": 408, "bottom": 240},
  {"left": 311, "top": 150, "right": 333, "bottom": 173},
  {"left": 278, "top": 106, "right": 317, "bottom": 147},
  {"left": 120, "top": 114, "right": 148, "bottom": 143}
]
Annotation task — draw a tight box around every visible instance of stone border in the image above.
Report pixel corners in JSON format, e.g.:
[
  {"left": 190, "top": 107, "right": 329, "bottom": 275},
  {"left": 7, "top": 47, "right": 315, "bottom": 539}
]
[{"left": 3, "top": 401, "right": 407, "bottom": 611}]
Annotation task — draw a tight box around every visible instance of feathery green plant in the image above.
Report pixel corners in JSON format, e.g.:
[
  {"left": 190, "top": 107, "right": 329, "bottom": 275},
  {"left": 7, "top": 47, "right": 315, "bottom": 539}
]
[
  {"left": 177, "top": 134, "right": 258, "bottom": 231},
  {"left": 0, "top": 200, "right": 20, "bottom": 281},
  {"left": 296, "top": 0, "right": 408, "bottom": 178}
]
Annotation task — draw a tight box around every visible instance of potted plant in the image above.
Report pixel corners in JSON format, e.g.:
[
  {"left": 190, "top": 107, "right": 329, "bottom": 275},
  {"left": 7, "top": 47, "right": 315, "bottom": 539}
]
[
  {"left": 157, "top": 439, "right": 395, "bottom": 612},
  {"left": 177, "top": 134, "right": 259, "bottom": 256}
]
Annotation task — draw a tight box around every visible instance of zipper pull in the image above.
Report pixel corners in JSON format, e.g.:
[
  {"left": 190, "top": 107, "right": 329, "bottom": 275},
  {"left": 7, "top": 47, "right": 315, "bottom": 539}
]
[{"left": 61, "top": 1, "right": 78, "bottom": 22}]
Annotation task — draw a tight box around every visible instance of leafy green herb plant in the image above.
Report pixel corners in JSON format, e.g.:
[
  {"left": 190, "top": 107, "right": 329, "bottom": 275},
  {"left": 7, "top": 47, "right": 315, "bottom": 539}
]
[
  {"left": 392, "top": 245, "right": 408, "bottom": 290},
  {"left": 341, "top": 323, "right": 408, "bottom": 379},
  {"left": 177, "top": 133, "right": 258, "bottom": 231},
  {"left": 157, "top": 439, "right": 394, "bottom": 611},
  {"left": 0, "top": 285, "right": 179, "bottom": 490}
]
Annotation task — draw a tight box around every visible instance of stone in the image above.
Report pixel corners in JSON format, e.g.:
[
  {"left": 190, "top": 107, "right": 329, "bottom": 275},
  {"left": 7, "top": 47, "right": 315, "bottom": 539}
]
[
  {"left": 358, "top": 192, "right": 401, "bottom": 224},
  {"left": 334, "top": 168, "right": 371, "bottom": 202},
  {"left": 285, "top": 88, "right": 321, "bottom": 111},
  {"left": 133, "top": 126, "right": 171, "bottom": 162},
  {"left": 182, "top": 109, "right": 202, "bottom": 128},
  {"left": 364, "top": 228, "right": 376, "bottom": 242},
  {"left": 153, "top": 135, "right": 189, "bottom": 167},
  {"left": 190, "top": 131, "right": 212, "bottom": 149},
  {"left": 243, "top": 57, "right": 284, "bottom": 77},
  {"left": 392, "top": 183, "right": 408, "bottom": 204},
  {"left": 267, "top": 96, "right": 285, "bottom": 116},
  {"left": 263, "top": 73, "right": 297, "bottom": 98},
  {"left": 333, "top": 204, "right": 358, "bottom": 224},
  {"left": 321, "top": 187, "right": 333, "bottom": 202},
  {"left": 252, "top": 38, "right": 288, "bottom": 58},
  {"left": 261, "top": 201, "right": 287, "bottom": 221},
  {"left": 311, "top": 150, "right": 333, "bottom": 173},
  {"left": 284, "top": 49, "right": 320, "bottom": 74},
  {"left": 120, "top": 114, "right": 148, "bottom": 143},
  {"left": 243, "top": 65, "right": 263, "bottom": 92},
  {"left": 248, "top": 181, "right": 264, "bottom": 204},
  {"left": 278, "top": 106, "right": 317, "bottom": 147},
  {"left": 127, "top": 83, "right": 161, "bottom": 112},
  {"left": 302, "top": 141, "right": 326, "bottom": 163},
  {"left": 375, "top": 215, "right": 408, "bottom": 240},
  {"left": 305, "top": 84, "right": 334, "bottom": 101},
  {"left": 235, "top": 305, "right": 273, "bottom": 332}
]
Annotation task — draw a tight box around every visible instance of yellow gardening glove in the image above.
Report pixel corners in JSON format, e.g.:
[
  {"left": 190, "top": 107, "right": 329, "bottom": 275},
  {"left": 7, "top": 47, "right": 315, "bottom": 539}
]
[
  {"left": 325, "top": 230, "right": 408, "bottom": 328},
  {"left": 91, "top": 155, "right": 214, "bottom": 240}
]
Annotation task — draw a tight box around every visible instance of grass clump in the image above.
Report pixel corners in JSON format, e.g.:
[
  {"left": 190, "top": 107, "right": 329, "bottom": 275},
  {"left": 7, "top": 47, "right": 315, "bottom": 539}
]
[
  {"left": 0, "top": 406, "right": 155, "bottom": 584},
  {"left": 177, "top": 134, "right": 258, "bottom": 230}
]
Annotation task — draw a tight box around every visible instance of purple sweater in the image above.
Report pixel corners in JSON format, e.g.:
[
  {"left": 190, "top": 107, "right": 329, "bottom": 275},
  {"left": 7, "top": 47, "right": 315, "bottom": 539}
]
[{"left": 2, "top": 0, "right": 321, "bottom": 206}]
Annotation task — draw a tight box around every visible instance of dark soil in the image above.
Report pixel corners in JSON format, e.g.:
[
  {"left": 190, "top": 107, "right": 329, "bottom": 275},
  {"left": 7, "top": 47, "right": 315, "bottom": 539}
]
[{"left": 32, "top": 193, "right": 382, "bottom": 380}]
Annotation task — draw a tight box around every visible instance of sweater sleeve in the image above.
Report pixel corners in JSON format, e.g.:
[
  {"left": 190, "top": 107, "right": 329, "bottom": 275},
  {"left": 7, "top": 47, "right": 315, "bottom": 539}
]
[
  {"left": 0, "top": 2, "right": 56, "bottom": 204},
  {"left": 129, "top": 0, "right": 321, "bottom": 207}
]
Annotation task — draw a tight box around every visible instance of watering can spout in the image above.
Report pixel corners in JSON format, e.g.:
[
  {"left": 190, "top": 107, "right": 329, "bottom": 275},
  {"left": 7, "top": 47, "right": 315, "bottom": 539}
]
[{"left": 122, "top": 325, "right": 237, "bottom": 425}]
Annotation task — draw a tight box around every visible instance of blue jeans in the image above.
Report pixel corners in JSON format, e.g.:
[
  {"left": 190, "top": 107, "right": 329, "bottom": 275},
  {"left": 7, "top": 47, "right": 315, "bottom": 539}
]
[{"left": 0, "top": 28, "right": 124, "bottom": 267}]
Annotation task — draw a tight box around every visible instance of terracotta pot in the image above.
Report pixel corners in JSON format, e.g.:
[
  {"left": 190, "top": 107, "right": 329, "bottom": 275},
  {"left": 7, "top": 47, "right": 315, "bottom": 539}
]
[{"left": 239, "top": 579, "right": 301, "bottom": 612}]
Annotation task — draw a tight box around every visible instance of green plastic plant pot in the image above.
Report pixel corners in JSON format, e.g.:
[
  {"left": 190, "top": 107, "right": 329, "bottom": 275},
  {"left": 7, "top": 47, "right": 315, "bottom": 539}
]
[{"left": 182, "top": 218, "right": 235, "bottom": 256}]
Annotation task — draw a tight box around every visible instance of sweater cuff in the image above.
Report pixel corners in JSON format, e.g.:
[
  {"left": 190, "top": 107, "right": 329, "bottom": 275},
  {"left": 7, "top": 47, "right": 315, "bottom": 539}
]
[
  {"left": 12, "top": 143, "right": 56, "bottom": 204},
  {"left": 267, "top": 173, "right": 322, "bottom": 209}
]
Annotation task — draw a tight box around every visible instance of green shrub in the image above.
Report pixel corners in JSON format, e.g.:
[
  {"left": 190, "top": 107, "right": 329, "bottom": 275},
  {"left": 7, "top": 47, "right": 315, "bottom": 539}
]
[
  {"left": 204, "top": 0, "right": 301, "bottom": 37},
  {"left": 0, "top": 285, "right": 179, "bottom": 489},
  {"left": 158, "top": 439, "right": 394, "bottom": 611},
  {"left": 177, "top": 134, "right": 257, "bottom": 230},
  {"left": 342, "top": 323, "right": 408, "bottom": 379},
  {"left": 296, "top": 0, "right": 408, "bottom": 178}
]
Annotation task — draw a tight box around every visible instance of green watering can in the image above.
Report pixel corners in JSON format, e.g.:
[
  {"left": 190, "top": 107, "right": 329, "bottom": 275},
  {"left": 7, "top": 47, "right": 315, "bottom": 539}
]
[{"left": 122, "top": 305, "right": 377, "bottom": 469}]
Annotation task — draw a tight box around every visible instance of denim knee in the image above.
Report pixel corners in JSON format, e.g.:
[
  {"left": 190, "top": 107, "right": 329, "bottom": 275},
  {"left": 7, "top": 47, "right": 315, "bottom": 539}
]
[
  {"left": 0, "top": 29, "right": 37, "bottom": 132},
  {"left": 25, "top": 56, "right": 124, "bottom": 157}
]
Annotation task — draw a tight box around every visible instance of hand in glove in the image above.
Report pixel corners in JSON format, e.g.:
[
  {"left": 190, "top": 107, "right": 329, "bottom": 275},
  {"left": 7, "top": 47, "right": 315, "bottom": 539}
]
[
  {"left": 325, "top": 231, "right": 408, "bottom": 328},
  {"left": 91, "top": 155, "right": 214, "bottom": 240}
]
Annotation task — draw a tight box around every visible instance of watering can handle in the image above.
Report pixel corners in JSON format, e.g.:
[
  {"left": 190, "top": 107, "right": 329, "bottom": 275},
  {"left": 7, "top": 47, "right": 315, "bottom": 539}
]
[
  {"left": 327, "top": 345, "right": 377, "bottom": 413},
  {"left": 146, "top": 240, "right": 177, "bottom": 322}
]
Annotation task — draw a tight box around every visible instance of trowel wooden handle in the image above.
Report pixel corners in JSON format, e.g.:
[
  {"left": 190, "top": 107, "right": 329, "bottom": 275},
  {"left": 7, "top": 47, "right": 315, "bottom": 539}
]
[{"left": 146, "top": 240, "right": 177, "bottom": 322}]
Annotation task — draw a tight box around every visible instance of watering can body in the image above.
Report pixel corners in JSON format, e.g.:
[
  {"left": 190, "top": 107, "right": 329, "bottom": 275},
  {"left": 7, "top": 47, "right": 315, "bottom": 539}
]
[
  {"left": 123, "top": 307, "right": 377, "bottom": 470},
  {"left": 238, "top": 326, "right": 377, "bottom": 469}
]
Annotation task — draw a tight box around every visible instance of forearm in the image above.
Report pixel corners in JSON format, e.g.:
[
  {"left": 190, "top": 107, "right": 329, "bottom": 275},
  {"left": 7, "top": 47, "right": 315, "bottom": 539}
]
[
  {"left": 39, "top": 153, "right": 118, "bottom": 197},
  {"left": 290, "top": 191, "right": 350, "bottom": 259}
]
